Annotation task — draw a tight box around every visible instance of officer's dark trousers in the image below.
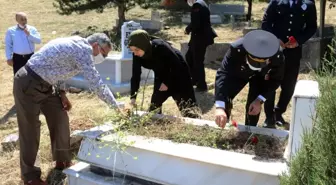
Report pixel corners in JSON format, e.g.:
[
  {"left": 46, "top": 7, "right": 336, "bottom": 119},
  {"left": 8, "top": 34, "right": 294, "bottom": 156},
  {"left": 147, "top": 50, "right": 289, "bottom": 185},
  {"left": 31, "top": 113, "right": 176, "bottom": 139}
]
[
  {"left": 220, "top": 75, "right": 265, "bottom": 126},
  {"left": 185, "top": 38, "right": 208, "bottom": 89},
  {"left": 13, "top": 53, "right": 33, "bottom": 75},
  {"left": 264, "top": 47, "right": 301, "bottom": 119},
  {"left": 148, "top": 78, "right": 199, "bottom": 118}
]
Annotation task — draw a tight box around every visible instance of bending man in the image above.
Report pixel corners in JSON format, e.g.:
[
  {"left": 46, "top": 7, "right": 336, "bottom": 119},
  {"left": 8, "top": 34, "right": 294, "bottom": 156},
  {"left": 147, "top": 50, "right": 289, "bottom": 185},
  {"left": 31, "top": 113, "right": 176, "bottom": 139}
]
[
  {"left": 215, "top": 30, "right": 285, "bottom": 127},
  {"left": 14, "top": 33, "right": 123, "bottom": 185}
]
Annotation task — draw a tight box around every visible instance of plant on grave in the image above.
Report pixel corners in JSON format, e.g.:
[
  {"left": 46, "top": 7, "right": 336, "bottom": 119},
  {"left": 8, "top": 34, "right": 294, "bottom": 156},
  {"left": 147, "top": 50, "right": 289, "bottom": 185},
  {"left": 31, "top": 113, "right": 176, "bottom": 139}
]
[
  {"left": 80, "top": 72, "right": 156, "bottom": 160},
  {"left": 279, "top": 39, "right": 336, "bottom": 184}
]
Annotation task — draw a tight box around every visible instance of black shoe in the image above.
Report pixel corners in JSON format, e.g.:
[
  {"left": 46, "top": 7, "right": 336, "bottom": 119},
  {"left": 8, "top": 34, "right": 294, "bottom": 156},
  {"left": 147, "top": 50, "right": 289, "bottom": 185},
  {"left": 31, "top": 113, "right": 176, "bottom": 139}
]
[
  {"left": 262, "top": 118, "right": 276, "bottom": 129},
  {"left": 275, "top": 112, "right": 286, "bottom": 126}
]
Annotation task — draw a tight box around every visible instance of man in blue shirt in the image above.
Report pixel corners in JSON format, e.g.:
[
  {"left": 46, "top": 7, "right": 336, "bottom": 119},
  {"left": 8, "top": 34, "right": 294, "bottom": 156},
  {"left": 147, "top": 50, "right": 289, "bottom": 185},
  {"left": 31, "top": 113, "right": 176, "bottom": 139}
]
[{"left": 5, "top": 12, "right": 41, "bottom": 74}]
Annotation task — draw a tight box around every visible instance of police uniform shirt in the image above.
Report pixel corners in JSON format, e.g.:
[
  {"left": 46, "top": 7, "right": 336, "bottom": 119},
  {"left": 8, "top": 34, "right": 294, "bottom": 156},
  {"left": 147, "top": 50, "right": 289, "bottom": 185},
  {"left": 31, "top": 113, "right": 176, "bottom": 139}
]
[
  {"left": 214, "top": 39, "right": 285, "bottom": 109},
  {"left": 262, "top": 0, "right": 317, "bottom": 45}
]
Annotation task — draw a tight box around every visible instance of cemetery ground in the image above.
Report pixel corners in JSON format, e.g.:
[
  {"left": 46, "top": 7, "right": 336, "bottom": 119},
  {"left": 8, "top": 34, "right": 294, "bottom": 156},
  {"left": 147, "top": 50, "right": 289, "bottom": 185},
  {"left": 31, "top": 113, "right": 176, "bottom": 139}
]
[{"left": 0, "top": 0, "right": 334, "bottom": 184}]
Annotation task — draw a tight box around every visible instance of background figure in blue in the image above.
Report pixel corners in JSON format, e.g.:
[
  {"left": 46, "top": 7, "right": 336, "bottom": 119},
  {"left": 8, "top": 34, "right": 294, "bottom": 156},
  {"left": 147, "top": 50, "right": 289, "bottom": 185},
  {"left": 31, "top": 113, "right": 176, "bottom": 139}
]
[
  {"left": 214, "top": 30, "right": 285, "bottom": 128},
  {"left": 261, "top": 0, "right": 317, "bottom": 128},
  {"left": 184, "top": 0, "right": 217, "bottom": 92},
  {"left": 5, "top": 12, "right": 41, "bottom": 75}
]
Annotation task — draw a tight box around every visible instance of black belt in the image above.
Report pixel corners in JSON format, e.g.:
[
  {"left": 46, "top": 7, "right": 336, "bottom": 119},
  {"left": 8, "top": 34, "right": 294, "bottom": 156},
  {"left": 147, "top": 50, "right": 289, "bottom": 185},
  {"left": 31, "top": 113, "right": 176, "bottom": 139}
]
[
  {"left": 14, "top": 53, "right": 33, "bottom": 58},
  {"left": 24, "top": 65, "right": 51, "bottom": 87}
]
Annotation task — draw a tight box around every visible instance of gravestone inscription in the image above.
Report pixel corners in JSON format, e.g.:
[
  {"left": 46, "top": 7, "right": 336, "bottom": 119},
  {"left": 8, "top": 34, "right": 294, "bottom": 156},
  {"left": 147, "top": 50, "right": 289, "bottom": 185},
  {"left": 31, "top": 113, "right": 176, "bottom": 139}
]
[{"left": 121, "top": 21, "right": 142, "bottom": 59}]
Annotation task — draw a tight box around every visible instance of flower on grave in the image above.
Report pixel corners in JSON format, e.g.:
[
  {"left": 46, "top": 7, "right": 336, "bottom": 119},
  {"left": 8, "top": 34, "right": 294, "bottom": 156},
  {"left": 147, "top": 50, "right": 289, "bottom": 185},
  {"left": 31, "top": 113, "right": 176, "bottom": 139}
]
[
  {"left": 52, "top": 31, "right": 57, "bottom": 35},
  {"left": 231, "top": 120, "right": 238, "bottom": 128},
  {"left": 251, "top": 136, "right": 258, "bottom": 144}
]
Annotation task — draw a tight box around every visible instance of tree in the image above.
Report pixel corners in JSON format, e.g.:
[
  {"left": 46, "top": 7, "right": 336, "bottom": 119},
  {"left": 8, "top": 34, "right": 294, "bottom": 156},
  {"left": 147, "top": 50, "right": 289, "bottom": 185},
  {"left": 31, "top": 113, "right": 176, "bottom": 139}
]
[
  {"left": 315, "top": 0, "right": 335, "bottom": 38},
  {"left": 53, "top": 0, "right": 161, "bottom": 35}
]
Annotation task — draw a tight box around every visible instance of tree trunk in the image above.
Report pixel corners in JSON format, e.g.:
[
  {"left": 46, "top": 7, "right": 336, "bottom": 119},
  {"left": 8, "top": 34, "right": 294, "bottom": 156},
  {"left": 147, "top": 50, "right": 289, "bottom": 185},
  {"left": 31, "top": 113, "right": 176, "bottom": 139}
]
[
  {"left": 246, "top": 0, "right": 252, "bottom": 21},
  {"left": 116, "top": 2, "right": 126, "bottom": 35},
  {"left": 319, "top": 0, "right": 326, "bottom": 38}
]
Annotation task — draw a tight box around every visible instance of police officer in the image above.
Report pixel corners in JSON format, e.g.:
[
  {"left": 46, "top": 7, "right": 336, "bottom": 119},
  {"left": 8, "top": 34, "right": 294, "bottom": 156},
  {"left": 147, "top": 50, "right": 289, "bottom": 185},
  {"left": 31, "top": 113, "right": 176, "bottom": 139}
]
[
  {"left": 184, "top": 0, "right": 217, "bottom": 92},
  {"left": 215, "top": 30, "right": 285, "bottom": 128},
  {"left": 128, "top": 29, "right": 199, "bottom": 118},
  {"left": 261, "top": 0, "right": 317, "bottom": 128}
]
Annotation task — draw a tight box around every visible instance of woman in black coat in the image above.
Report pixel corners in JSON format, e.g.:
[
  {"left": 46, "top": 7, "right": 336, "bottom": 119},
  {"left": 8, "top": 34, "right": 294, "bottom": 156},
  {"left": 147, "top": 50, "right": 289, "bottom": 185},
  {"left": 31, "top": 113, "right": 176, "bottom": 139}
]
[{"left": 128, "top": 29, "right": 199, "bottom": 118}]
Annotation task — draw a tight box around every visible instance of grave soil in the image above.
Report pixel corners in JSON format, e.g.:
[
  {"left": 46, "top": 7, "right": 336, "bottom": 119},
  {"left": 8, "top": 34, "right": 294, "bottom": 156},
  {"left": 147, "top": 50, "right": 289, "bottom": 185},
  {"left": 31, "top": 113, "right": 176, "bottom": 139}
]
[{"left": 120, "top": 117, "right": 288, "bottom": 161}]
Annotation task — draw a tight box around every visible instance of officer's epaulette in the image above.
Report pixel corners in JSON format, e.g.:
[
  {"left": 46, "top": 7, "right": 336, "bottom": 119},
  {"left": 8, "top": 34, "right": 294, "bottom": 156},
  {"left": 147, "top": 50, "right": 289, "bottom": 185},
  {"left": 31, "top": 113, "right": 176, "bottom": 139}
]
[
  {"left": 231, "top": 38, "right": 244, "bottom": 48},
  {"left": 230, "top": 38, "right": 246, "bottom": 54}
]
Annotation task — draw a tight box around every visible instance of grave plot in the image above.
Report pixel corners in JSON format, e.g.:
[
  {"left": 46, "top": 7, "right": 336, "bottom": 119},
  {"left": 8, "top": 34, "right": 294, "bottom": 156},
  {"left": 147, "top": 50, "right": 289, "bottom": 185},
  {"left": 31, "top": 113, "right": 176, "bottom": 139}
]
[{"left": 64, "top": 80, "right": 319, "bottom": 185}]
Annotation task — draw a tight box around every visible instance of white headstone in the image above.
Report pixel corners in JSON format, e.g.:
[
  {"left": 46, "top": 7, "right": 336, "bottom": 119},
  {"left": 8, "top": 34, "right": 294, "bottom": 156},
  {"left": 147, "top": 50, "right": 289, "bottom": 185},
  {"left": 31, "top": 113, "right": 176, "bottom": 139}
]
[
  {"left": 151, "top": 11, "right": 161, "bottom": 21},
  {"left": 121, "top": 21, "right": 142, "bottom": 59},
  {"left": 284, "top": 80, "right": 319, "bottom": 160}
]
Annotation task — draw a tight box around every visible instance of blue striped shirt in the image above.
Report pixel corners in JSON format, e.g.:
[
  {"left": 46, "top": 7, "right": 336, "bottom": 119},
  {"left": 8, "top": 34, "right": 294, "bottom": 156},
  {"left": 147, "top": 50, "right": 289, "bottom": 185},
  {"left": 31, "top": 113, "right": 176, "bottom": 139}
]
[{"left": 5, "top": 25, "right": 41, "bottom": 60}]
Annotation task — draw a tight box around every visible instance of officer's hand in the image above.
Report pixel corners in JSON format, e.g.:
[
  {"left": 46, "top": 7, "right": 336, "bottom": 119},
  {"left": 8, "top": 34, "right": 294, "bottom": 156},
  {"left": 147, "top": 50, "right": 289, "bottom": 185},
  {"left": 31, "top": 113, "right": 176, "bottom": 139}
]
[
  {"left": 7, "top": 59, "right": 13, "bottom": 67},
  {"left": 287, "top": 41, "right": 298, "bottom": 48},
  {"left": 159, "top": 83, "right": 168, "bottom": 91},
  {"left": 215, "top": 108, "right": 227, "bottom": 128},
  {"left": 279, "top": 40, "right": 287, "bottom": 49},
  {"left": 248, "top": 99, "right": 262, "bottom": 115}
]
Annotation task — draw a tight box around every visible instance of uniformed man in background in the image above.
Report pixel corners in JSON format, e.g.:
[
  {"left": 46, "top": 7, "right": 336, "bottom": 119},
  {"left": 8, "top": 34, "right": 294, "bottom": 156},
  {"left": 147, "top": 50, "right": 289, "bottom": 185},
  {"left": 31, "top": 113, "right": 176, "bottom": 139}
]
[
  {"left": 261, "top": 0, "right": 317, "bottom": 128},
  {"left": 215, "top": 30, "right": 285, "bottom": 128},
  {"left": 184, "top": 0, "right": 217, "bottom": 92}
]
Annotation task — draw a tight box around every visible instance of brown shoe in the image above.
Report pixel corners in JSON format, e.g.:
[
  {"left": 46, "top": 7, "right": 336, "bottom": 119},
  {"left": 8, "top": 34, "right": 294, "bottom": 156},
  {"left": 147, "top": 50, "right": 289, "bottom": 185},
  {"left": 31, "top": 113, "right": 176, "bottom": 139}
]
[{"left": 24, "top": 179, "right": 47, "bottom": 185}]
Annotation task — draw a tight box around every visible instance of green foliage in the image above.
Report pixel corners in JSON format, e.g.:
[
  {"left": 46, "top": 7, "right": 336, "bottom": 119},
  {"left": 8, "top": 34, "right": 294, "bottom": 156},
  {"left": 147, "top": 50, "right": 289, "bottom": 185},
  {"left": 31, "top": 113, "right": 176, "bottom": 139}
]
[
  {"left": 53, "top": 0, "right": 161, "bottom": 15},
  {"left": 279, "top": 39, "right": 336, "bottom": 185}
]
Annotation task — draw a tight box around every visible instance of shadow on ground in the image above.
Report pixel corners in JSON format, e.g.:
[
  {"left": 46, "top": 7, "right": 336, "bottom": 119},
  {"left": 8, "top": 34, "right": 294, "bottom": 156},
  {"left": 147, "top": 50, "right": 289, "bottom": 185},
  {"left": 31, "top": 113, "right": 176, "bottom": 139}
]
[
  {"left": 0, "top": 105, "right": 16, "bottom": 125},
  {"left": 205, "top": 61, "right": 222, "bottom": 70},
  {"left": 46, "top": 169, "right": 67, "bottom": 185},
  {"left": 195, "top": 90, "right": 214, "bottom": 114}
]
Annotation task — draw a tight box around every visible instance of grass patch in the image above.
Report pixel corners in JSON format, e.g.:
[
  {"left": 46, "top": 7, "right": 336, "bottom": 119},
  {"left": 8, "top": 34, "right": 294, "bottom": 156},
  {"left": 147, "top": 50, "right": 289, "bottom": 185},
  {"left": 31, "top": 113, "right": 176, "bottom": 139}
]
[
  {"left": 279, "top": 39, "right": 336, "bottom": 184},
  {"left": 104, "top": 110, "right": 288, "bottom": 161}
]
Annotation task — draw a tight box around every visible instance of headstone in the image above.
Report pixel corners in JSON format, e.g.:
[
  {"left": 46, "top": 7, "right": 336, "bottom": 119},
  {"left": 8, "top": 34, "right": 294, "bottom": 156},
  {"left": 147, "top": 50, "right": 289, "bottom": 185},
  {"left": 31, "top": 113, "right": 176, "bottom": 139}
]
[
  {"left": 1, "top": 133, "right": 19, "bottom": 152},
  {"left": 151, "top": 11, "right": 161, "bottom": 21},
  {"left": 209, "top": 4, "right": 245, "bottom": 16},
  {"left": 181, "top": 14, "right": 222, "bottom": 24},
  {"left": 284, "top": 80, "right": 319, "bottom": 160},
  {"left": 121, "top": 21, "right": 142, "bottom": 59}
]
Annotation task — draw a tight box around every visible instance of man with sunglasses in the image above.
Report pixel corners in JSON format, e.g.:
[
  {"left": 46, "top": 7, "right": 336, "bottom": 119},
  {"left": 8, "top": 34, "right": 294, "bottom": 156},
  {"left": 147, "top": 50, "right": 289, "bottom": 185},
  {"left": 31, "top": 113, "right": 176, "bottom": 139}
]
[
  {"left": 13, "top": 33, "right": 123, "bottom": 185},
  {"left": 5, "top": 12, "right": 41, "bottom": 75},
  {"left": 214, "top": 30, "right": 285, "bottom": 128}
]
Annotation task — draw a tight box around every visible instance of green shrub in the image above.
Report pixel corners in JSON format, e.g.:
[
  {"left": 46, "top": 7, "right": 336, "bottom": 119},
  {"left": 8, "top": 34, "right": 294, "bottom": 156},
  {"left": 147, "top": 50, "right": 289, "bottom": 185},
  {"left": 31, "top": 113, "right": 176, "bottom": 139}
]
[{"left": 279, "top": 39, "right": 336, "bottom": 184}]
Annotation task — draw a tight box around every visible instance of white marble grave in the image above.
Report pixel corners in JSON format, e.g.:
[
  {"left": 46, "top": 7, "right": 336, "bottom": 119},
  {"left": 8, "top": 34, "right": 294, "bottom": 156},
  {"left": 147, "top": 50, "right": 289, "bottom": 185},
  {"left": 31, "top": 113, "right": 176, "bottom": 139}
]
[
  {"left": 65, "top": 21, "right": 154, "bottom": 94},
  {"left": 64, "top": 80, "right": 319, "bottom": 185}
]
